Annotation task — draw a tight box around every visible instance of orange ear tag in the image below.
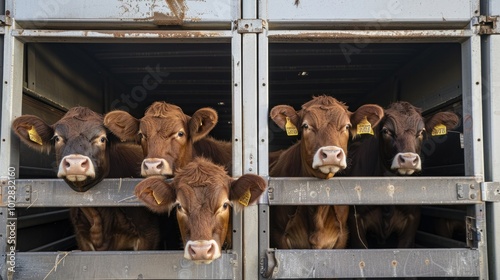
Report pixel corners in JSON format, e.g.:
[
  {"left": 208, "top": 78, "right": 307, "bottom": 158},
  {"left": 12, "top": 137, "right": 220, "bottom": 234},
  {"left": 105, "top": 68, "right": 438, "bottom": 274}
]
[
  {"left": 152, "top": 191, "right": 164, "bottom": 205},
  {"left": 285, "top": 117, "right": 298, "bottom": 136},
  {"left": 432, "top": 124, "right": 447, "bottom": 136},
  {"left": 357, "top": 116, "right": 374, "bottom": 135},
  {"left": 28, "top": 126, "right": 43, "bottom": 145},
  {"left": 238, "top": 189, "right": 252, "bottom": 206}
]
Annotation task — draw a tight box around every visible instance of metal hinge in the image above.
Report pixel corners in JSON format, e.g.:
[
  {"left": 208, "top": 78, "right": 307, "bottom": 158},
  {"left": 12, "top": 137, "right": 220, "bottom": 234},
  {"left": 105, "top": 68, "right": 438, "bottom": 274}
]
[
  {"left": 481, "top": 181, "right": 500, "bottom": 202},
  {"left": 261, "top": 249, "right": 278, "bottom": 278},
  {"left": 473, "top": 15, "right": 499, "bottom": 35},
  {"left": 236, "top": 19, "right": 265, "bottom": 34}
]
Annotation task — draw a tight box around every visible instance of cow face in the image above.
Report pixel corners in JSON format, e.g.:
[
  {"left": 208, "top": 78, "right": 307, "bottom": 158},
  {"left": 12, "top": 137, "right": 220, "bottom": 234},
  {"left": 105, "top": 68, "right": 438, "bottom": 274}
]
[
  {"left": 135, "top": 157, "right": 266, "bottom": 264},
  {"left": 104, "top": 102, "right": 217, "bottom": 177},
  {"left": 271, "top": 95, "right": 384, "bottom": 178},
  {"left": 12, "top": 107, "right": 112, "bottom": 192},
  {"left": 379, "top": 102, "right": 459, "bottom": 175}
]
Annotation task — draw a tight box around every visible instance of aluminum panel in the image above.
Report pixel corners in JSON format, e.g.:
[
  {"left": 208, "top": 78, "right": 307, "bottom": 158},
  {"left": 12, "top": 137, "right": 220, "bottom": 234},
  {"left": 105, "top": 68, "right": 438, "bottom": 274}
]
[
  {"left": 268, "top": 177, "right": 482, "bottom": 205},
  {"left": 13, "top": 251, "right": 237, "bottom": 279},
  {"left": 265, "top": 249, "right": 480, "bottom": 279},
  {"left": 13, "top": 0, "right": 237, "bottom": 29},
  {"left": 265, "top": 0, "right": 478, "bottom": 29}
]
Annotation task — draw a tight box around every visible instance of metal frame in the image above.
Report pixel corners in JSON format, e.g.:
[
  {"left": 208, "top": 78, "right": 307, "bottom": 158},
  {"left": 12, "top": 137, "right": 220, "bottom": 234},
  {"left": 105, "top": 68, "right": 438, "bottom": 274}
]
[
  {"left": 1, "top": 0, "right": 498, "bottom": 279},
  {"left": 257, "top": 0, "right": 490, "bottom": 278}
]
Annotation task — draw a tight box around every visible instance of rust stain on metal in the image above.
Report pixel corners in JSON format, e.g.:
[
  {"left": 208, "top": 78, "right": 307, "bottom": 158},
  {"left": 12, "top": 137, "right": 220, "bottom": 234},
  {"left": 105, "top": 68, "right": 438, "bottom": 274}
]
[{"left": 156, "top": 0, "right": 186, "bottom": 25}]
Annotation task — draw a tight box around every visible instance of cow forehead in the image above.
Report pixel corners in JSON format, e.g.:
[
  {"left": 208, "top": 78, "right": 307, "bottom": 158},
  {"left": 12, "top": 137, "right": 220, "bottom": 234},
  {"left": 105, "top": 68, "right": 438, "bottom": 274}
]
[
  {"left": 301, "top": 104, "right": 351, "bottom": 128},
  {"left": 384, "top": 111, "right": 424, "bottom": 133},
  {"left": 174, "top": 158, "right": 231, "bottom": 210},
  {"left": 54, "top": 113, "right": 105, "bottom": 139},
  {"left": 140, "top": 114, "right": 188, "bottom": 135}
]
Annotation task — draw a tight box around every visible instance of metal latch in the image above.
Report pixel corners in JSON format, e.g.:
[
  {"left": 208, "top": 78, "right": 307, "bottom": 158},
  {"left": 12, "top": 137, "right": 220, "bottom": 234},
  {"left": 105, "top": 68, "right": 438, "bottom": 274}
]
[
  {"left": 261, "top": 249, "right": 279, "bottom": 278},
  {"left": 236, "top": 19, "right": 265, "bottom": 34},
  {"left": 481, "top": 181, "right": 500, "bottom": 202},
  {"left": 474, "top": 15, "right": 499, "bottom": 35},
  {"left": 466, "top": 216, "right": 480, "bottom": 248}
]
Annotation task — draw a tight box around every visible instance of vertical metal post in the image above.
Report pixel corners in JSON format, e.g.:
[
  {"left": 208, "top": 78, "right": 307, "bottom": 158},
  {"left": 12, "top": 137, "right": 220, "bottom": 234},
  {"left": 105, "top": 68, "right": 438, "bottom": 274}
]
[
  {"left": 462, "top": 30, "right": 488, "bottom": 279},
  {"left": 0, "top": 7, "right": 24, "bottom": 278},
  {"left": 232, "top": 2, "right": 244, "bottom": 280},
  {"left": 241, "top": 1, "right": 259, "bottom": 279},
  {"left": 481, "top": 1, "right": 500, "bottom": 279},
  {"left": 257, "top": 1, "right": 270, "bottom": 279}
]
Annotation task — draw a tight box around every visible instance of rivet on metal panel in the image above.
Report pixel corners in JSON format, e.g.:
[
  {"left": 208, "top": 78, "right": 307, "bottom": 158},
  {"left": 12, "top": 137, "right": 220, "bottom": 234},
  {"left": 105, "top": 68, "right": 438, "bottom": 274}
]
[
  {"left": 268, "top": 187, "right": 274, "bottom": 200},
  {"left": 237, "top": 19, "right": 265, "bottom": 34}
]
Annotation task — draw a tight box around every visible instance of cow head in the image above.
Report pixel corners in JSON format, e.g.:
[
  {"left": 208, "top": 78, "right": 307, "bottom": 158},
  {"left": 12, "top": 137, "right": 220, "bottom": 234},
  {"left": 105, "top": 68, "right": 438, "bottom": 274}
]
[
  {"left": 12, "top": 107, "right": 114, "bottom": 192},
  {"left": 378, "top": 101, "right": 459, "bottom": 175},
  {"left": 135, "top": 157, "right": 266, "bottom": 264},
  {"left": 270, "top": 95, "right": 384, "bottom": 178},
  {"left": 104, "top": 102, "right": 217, "bottom": 177}
]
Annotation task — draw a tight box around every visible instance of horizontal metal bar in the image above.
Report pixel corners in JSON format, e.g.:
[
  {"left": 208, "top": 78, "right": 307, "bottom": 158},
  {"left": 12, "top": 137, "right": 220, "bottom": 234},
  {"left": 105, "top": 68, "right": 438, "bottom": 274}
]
[
  {"left": 265, "top": 248, "right": 479, "bottom": 279},
  {"left": 11, "top": 29, "right": 233, "bottom": 43},
  {"left": 1, "top": 178, "right": 144, "bottom": 207},
  {"left": 267, "top": 29, "right": 473, "bottom": 43},
  {"left": 13, "top": 251, "right": 237, "bottom": 280},
  {"left": 267, "top": 177, "right": 482, "bottom": 205}
]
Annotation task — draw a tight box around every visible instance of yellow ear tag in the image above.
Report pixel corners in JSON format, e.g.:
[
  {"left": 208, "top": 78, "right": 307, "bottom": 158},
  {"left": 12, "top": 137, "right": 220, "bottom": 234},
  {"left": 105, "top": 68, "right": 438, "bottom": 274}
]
[
  {"left": 27, "top": 126, "right": 43, "bottom": 145},
  {"left": 432, "top": 124, "right": 447, "bottom": 136},
  {"left": 285, "top": 117, "right": 298, "bottom": 136},
  {"left": 238, "top": 189, "right": 252, "bottom": 207},
  {"left": 152, "top": 191, "right": 164, "bottom": 205},
  {"left": 357, "top": 116, "right": 374, "bottom": 135}
]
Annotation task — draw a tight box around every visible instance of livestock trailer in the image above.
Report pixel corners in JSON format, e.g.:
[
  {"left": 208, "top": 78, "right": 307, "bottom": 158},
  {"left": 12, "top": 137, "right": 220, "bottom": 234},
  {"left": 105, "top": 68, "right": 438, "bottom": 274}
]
[{"left": 0, "top": 0, "right": 499, "bottom": 279}]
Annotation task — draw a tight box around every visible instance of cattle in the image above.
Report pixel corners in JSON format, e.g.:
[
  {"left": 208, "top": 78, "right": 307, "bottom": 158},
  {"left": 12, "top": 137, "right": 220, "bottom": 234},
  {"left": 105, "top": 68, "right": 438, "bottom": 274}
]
[
  {"left": 12, "top": 107, "right": 160, "bottom": 251},
  {"left": 269, "top": 95, "right": 384, "bottom": 249},
  {"left": 135, "top": 157, "right": 266, "bottom": 264},
  {"left": 104, "top": 101, "right": 232, "bottom": 177},
  {"left": 346, "top": 101, "right": 460, "bottom": 248}
]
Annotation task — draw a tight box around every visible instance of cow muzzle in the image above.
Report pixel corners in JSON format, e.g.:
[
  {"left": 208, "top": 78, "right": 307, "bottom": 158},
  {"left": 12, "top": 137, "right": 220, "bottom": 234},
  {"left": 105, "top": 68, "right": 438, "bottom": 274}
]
[
  {"left": 391, "top": 152, "right": 421, "bottom": 175},
  {"left": 184, "top": 240, "right": 221, "bottom": 264},
  {"left": 312, "top": 146, "right": 347, "bottom": 175},
  {"left": 141, "top": 158, "right": 173, "bottom": 177},
  {"left": 58, "top": 154, "right": 96, "bottom": 182}
]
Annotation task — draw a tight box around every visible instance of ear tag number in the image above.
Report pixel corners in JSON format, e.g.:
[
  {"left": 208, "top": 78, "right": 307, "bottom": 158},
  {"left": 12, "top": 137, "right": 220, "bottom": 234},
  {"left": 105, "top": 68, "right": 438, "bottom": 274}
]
[
  {"left": 285, "top": 117, "right": 298, "bottom": 136},
  {"left": 357, "top": 116, "right": 374, "bottom": 135},
  {"left": 28, "top": 126, "right": 43, "bottom": 145},
  {"left": 238, "top": 189, "right": 252, "bottom": 206},
  {"left": 432, "top": 124, "right": 447, "bottom": 136}
]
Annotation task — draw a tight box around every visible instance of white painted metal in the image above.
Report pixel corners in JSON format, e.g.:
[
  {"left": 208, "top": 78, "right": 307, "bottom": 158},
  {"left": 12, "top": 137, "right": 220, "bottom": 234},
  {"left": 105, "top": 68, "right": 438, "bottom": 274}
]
[
  {"left": 264, "top": 0, "right": 479, "bottom": 29},
  {"left": 13, "top": 0, "right": 236, "bottom": 29}
]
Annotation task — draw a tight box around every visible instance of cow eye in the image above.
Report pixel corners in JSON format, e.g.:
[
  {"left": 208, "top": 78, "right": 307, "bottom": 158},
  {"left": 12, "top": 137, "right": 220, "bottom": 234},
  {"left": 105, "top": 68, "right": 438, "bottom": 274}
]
[
  {"left": 345, "top": 124, "right": 352, "bottom": 130},
  {"left": 381, "top": 128, "right": 392, "bottom": 136},
  {"left": 417, "top": 129, "right": 425, "bottom": 137},
  {"left": 223, "top": 202, "right": 230, "bottom": 210},
  {"left": 176, "top": 204, "right": 183, "bottom": 211},
  {"left": 100, "top": 136, "right": 107, "bottom": 143},
  {"left": 301, "top": 123, "right": 309, "bottom": 129},
  {"left": 53, "top": 135, "right": 61, "bottom": 143},
  {"left": 177, "top": 131, "right": 185, "bottom": 137}
]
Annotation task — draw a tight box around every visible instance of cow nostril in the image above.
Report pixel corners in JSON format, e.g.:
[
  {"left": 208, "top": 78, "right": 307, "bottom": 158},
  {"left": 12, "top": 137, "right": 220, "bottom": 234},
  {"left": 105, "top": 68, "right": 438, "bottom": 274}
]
[
  {"left": 65, "top": 161, "right": 71, "bottom": 168},
  {"left": 157, "top": 161, "right": 163, "bottom": 169},
  {"left": 81, "top": 159, "right": 89, "bottom": 168}
]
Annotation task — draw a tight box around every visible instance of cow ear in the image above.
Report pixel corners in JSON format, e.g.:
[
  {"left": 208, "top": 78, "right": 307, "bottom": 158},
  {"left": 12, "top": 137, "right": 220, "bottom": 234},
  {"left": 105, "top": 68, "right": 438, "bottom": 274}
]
[
  {"left": 425, "top": 112, "right": 460, "bottom": 136},
  {"left": 104, "top": 110, "right": 140, "bottom": 142},
  {"left": 189, "top": 108, "right": 218, "bottom": 142},
  {"left": 270, "top": 105, "right": 300, "bottom": 131},
  {"left": 12, "top": 115, "right": 54, "bottom": 154},
  {"left": 349, "top": 104, "right": 384, "bottom": 138},
  {"left": 229, "top": 174, "right": 267, "bottom": 208},
  {"left": 135, "top": 176, "right": 177, "bottom": 214}
]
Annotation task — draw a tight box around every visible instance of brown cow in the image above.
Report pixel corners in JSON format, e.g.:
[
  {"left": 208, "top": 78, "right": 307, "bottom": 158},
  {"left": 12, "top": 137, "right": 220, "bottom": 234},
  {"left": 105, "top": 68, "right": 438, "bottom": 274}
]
[
  {"left": 104, "top": 101, "right": 232, "bottom": 177},
  {"left": 269, "top": 95, "right": 384, "bottom": 249},
  {"left": 346, "top": 101, "right": 460, "bottom": 248},
  {"left": 135, "top": 157, "right": 266, "bottom": 263},
  {"left": 12, "top": 107, "right": 160, "bottom": 251}
]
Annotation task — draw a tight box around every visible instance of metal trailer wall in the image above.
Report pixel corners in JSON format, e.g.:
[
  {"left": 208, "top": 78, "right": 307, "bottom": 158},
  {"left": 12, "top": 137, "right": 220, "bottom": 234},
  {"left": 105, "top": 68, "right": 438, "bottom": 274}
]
[{"left": 0, "top": 0, "right": 499, "bottom": 280}]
